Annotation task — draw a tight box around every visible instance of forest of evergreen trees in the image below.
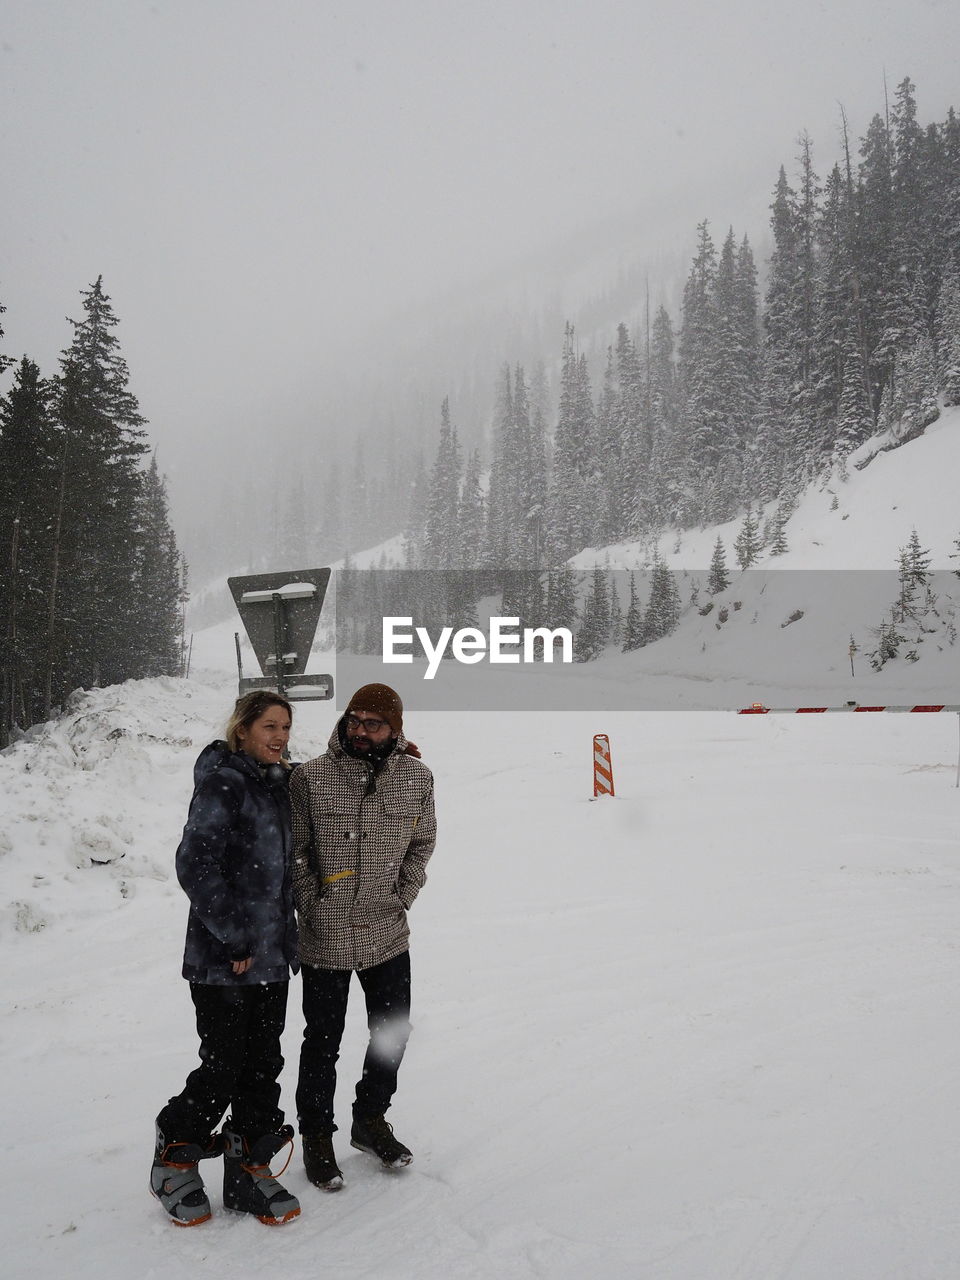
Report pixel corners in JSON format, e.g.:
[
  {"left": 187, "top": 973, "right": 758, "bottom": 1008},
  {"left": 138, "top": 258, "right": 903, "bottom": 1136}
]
[
  {"left": 199, "top": 75, "right": 960, "bottom": 605},
  {"left": 330, "top": 78, "right": 960, "bottom": 662},
  {"left": 0, "top": 278, "right": 185, "bottom": 746},
  {"left": 406, "top": 79, "right": 959, "bottom": 575},
  {"left": 340, "top": 81, "right": 942, "bottom": 633}
]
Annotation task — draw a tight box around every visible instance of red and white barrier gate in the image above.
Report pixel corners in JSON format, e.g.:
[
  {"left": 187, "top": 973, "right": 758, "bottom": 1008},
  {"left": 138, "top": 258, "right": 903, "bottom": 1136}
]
[
  {"left": 737, "top": 702, "right": 960, "bottom": 788},
  {"left": 593, "top": 733, "right": 615, "bottom": 797},
  {"left": 738, "top": 702, "right": 960, "bottom": 714}
]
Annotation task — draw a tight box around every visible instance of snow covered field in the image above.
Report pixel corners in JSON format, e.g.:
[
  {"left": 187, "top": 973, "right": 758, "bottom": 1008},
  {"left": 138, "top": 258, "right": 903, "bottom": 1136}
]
[
  {"left": 3, "top": 664, "right": 960, "bottom": 1278},
  {"left": 3, "top": 407, "right": 959, "bottom": 1277}
]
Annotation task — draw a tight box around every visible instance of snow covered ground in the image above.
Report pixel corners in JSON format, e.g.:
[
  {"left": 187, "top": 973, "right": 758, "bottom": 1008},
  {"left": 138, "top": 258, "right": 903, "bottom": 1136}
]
[
  {"left": 3, "top": 409, "right": 960, "bottom": 1277},
  {"left": 3, "top": 662, "right": 960, "bottom": 1278}
]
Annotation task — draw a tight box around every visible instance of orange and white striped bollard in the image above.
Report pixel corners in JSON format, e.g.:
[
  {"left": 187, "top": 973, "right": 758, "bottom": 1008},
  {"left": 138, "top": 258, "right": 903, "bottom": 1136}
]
[{"left": 593, "top": 733, "right": 615, "bottom": 797}]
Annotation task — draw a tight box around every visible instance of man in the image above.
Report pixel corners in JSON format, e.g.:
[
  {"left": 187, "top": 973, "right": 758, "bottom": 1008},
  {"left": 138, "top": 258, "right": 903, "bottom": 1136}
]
[{"left": 290, "top": 683, "right": 436, "bottom": 1190}]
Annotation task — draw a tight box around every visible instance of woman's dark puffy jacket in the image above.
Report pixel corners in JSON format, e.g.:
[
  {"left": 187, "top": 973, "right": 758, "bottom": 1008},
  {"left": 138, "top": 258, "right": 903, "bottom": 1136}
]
[{"left": 176, "top": 741, "right": 299, "bottom": 985}]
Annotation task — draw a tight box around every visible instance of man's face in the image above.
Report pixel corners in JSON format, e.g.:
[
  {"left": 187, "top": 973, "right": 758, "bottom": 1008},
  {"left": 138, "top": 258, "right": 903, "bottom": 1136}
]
[{"left": 345, "top": 709, "right": 394, "bottom": 756}]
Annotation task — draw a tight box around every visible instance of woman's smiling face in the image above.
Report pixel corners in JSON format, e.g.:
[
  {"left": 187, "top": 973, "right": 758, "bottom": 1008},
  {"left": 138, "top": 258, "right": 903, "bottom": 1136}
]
[{"left": 236, "top": 703, "right": 291, "bottom": 764}]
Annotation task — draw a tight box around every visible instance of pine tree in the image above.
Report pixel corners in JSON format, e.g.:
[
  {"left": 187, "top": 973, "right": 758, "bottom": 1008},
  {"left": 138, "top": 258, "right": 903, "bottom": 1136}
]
[
  {"left": 608, "top": 574, "right": 624, "bottom": 648},
  {"left": 935, "top": 265, "right": 960, "bottom": 405},
  {"left": 768, "top": 505, "right": 790, "bottom": 556},
  {"left": 764, "top": 166, "right": 800, "bottom": 375},
  {"left": 132, "top": 455, "right": 182, "bottom": 676},
  {"left": 613, "top": 323, "right": 647, "bottom": 539},
  {"left": 422, "top": 399, "right": 461, "bottom": 569},
  {"left": 679, "top": 222, "right": 723, "bottom": 489},
  {"left": 897, "top": 332, "right": 940, "bottom": 436},
  {"left": 890, "top": 78, "right": 934, "bottom": 339},
  {"left": 546, "top": 324, "right": 595, "bottom": 561},
  {"left": 622, "top": 571, "right": 644, "bottom": 651},
  {"left": 525, "top": 362, "right": 549, "bottom": 566},
  {"left": 178, "top": 553, "right": 191, "bottom": 675},
  {"left": 794, "top": 132, "right": 821, "bottom": 404},
  {"left": 484, "top": 365, "right": 514, "bottom": 566},
  {"left": 642, "top": 555, "right": 681, "bottom": 643},
  {"left": 646, "top": 305, "right": 681, "bottom": 524},
  {"left": 762, "top": 142, "right": 821, "bottom": 481},
  {"left": 457, "top": 449, "right": 484, "bottom": 569},
  {"left": 48, "top": 278, "right": 148, "bottom": 705},
  {"left": 762, "top": 170, "right": 799, "bottom": 484},
  {"left": 875, "top": 334, "right": 940, "bottom": 445},
  {"left": 896, "top": 528, "right": 932, "bottom": 620},
  {"left": 813, "top": 164, "right": 857, "bottom": 452},
  {"left": 576, "top": 351, "right": 601, "bottom": 544},
  {"left": 707, "top": 536, "right": 729, "bottom": 594},
  {"left": 752, "top": 347, "right": 790, "bottom": 504},
  {"left": 546, "top": 564, "right": 579, "bottom": 633},
  {"left": 833, "top": 338, "right": 875, "bottom": 458},
  {"left": 858, "top": 111, "right": 899, "bottom": 409},
  {"left": 940, "top": 108, "right": 960, "bottom": 268},
  {"left": 484, "top": 362, "right": 545, "bottom": 581},
  {"left": 709, "top": 228, "right": 750, "bottom": 514},
  {"left": 868, "top": 616, "right": 905, "bottom": 669},
  {"left": 0, "top": 357, "right": 58, "bottom": 740},
  {"left": 574, "top": 566, "right": 610, "bottom": 662},
  {"left": 734, "top": 508, "right": 762, "bottom": 569},
  {"left": 512, "top": 364, "right": 540, "bottom": 566},
  {"left": 0, "top": 291, "right": 12, "bottom": 377},
  {"left": 594, "top": 346, "right": 620, "bottom": 548}
]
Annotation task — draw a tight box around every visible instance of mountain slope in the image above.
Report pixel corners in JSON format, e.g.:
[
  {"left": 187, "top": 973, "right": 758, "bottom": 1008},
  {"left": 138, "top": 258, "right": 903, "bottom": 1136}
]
[{"left": 573, "top": 404, "right": 960, "bottom": 572}]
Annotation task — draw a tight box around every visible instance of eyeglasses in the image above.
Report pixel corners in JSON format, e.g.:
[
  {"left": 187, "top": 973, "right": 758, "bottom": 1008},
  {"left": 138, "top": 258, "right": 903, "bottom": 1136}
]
[{"left": 345, "top": 713, "right": 388, "bottom": 734}]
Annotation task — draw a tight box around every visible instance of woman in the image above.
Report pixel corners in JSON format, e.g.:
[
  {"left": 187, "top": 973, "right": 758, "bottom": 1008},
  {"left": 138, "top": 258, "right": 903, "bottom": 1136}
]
[{"left": 150, "top": 691, "right": 301, "bottom": 1227}]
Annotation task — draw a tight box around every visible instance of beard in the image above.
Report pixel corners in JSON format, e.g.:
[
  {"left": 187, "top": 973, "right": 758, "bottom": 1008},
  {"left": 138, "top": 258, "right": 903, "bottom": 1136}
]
[{"left": 344, "top": 732, "right": 395, "bottom": 762}]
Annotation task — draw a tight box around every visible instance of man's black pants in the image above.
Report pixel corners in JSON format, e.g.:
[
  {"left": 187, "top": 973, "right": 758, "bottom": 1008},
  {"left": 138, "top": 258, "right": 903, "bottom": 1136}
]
[
  {"left": 296, "top": 951, "right": 411, "bottom": 1136},
  {"left": 156, "top": 981, "right": 288, "bottom": 1144}
]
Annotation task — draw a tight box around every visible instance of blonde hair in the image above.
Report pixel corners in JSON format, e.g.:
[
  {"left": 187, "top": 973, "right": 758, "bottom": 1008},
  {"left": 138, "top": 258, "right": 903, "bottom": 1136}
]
[{"left": 225, "top": 690, "right": 294, "bottom": 755}]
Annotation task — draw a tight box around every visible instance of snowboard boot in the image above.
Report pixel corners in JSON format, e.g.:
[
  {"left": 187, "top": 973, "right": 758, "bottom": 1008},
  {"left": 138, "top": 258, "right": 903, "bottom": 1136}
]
[
  {"left": 350, "top": 1112, "right": 413, "bottom": 1168},
  {"left": 222, "top": 1121, "right": 301, "bottom": 1225},
  {"left": 302, "top": 1134, "right": 344, "bottom": 1191},
  {"left": 150, "top": 1125, "right": 224, "bottom": 1227}
]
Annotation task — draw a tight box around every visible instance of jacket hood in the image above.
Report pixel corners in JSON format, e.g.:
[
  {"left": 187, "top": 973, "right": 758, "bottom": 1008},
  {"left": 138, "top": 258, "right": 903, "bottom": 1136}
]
[{"left": 193, "top": 740, "right": 233, "bottom": 787}]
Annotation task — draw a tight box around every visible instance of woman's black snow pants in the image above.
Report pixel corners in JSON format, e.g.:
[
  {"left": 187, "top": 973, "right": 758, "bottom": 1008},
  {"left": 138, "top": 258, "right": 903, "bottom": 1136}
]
[{"left": 156, "top": 980, "right": 288, "bottom": 1144}]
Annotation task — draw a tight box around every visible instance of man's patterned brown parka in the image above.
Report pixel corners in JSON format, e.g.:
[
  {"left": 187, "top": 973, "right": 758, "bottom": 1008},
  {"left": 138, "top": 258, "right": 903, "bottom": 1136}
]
[{"left": 290, "top": 721, "right": 436, "bottom": 971}]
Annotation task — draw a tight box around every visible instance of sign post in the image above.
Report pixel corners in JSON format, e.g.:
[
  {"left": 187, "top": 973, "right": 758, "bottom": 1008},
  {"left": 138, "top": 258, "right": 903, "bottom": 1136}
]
[{"left": 228, "top": 567, "right": 333, "bottom": 703}]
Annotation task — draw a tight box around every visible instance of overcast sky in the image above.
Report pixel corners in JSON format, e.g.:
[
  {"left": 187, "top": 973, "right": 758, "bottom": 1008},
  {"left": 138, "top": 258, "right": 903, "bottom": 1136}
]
[{"left": 2, "top": 0, "right": 958, "bottom": 535}]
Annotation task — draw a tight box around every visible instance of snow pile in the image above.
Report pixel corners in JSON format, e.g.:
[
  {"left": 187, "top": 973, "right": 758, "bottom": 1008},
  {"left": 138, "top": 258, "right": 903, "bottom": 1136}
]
[{"left": 0, "top": 678, "right": 228, "bottom": 938}]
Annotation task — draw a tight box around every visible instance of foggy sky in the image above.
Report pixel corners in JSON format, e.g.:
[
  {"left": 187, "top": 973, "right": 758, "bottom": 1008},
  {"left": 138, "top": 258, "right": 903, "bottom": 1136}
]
[{"left": 2, "top": 0, "right": 958, "bottom": 548}]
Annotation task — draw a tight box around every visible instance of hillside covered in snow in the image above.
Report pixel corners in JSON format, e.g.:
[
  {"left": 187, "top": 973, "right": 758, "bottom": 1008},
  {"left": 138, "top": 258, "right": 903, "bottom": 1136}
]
[{"left": 574, "top": 402, "right": 960, "bottom": 574}]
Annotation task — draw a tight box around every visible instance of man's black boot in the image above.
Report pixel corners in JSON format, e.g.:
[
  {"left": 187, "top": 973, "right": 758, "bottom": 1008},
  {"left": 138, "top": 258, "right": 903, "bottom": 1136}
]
[
  {"left": 350, "top": 1113, "right": 413, "bottom": 1168},
  {"left": 303, "top": 1134, "right": 344, "bottom": 1191}
]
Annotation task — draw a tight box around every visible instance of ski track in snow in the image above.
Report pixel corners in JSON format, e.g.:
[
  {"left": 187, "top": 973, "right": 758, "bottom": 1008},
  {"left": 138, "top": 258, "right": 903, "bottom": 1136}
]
[{"left": 2, "top": 672, "right": 960, "bottom": 1277}]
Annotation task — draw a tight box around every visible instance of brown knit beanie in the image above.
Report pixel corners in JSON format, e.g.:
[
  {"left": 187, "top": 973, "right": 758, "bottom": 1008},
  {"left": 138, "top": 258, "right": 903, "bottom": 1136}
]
[{"left": 346, "top": 684, "right": 403, "bottom": 735}]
